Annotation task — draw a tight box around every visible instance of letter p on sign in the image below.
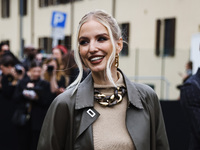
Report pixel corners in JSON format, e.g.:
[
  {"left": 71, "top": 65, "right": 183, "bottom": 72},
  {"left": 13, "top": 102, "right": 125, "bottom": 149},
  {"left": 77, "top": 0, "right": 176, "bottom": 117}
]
[{"left": 51, "top": 11, "right": 67, "bottom": 28}]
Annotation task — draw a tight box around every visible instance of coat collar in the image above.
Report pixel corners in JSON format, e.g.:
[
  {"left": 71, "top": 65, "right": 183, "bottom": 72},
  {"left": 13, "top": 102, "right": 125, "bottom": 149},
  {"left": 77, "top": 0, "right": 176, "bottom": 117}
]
[{"left": 75, "top": 69, "right": 144, "bottom": 110}]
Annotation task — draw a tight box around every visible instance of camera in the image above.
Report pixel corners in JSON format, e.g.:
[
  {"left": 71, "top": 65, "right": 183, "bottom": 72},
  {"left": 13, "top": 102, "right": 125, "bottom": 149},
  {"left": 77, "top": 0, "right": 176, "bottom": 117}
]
[
  {"left": 47, "top": 65, "right": 54, "bottom": 73},
  {"left": 15, "top": 64, "right": 23, "bottom": 75}
]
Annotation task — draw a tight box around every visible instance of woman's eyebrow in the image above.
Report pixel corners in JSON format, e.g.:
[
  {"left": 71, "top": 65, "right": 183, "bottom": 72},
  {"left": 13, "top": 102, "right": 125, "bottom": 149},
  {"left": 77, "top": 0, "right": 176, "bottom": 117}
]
[
  {"left": 96, "top": 33, "right": 109, "bottom": 37},
  {"left": 78, "top": 33, "right": 109, "bottom": 41},
  {"left": 78, "top": 36, "right": 88, "bottom": 41}
]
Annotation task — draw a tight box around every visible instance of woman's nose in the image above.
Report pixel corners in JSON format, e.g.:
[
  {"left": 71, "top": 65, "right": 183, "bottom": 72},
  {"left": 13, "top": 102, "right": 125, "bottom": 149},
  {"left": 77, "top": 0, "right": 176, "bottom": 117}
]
[{"left": 89, "top": 41, "right": 98, "bottom": 53}]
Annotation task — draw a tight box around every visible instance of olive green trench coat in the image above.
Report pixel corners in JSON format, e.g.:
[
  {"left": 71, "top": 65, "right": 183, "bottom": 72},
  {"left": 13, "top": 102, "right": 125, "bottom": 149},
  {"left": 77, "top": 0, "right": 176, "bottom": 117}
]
[{"left": 37, "top": 70, "right": 169, "bottom": 150}]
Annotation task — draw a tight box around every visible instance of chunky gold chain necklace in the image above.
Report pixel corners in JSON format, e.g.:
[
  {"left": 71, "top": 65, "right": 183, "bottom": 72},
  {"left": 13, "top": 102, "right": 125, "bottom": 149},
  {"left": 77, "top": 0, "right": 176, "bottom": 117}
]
[{"left": 94, "top": 86, "right": 127, "bottom": 107}]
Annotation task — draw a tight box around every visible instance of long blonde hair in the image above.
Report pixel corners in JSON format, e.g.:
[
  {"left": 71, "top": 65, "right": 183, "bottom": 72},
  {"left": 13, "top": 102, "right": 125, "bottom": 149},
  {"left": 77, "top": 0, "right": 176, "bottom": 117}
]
[{"left": 68, "top": 10, "right": 122, "bottom": 92}]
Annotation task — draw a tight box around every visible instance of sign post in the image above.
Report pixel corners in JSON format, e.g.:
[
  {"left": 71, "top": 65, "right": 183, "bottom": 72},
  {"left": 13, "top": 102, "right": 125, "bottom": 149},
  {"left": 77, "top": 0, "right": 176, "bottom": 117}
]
[{"left": 51, "top": 11, "right": 67, "bottom": 47}]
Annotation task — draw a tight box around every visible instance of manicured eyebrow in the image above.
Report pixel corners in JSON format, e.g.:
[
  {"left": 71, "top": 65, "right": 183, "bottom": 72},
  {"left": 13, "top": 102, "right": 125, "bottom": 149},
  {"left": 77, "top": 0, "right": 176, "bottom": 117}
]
[
  {"left": 79, "top": 33, "right": 109, "bottom": 41},
  {"left": 96, "top": 33, "right": 109, "bottom": 38}
]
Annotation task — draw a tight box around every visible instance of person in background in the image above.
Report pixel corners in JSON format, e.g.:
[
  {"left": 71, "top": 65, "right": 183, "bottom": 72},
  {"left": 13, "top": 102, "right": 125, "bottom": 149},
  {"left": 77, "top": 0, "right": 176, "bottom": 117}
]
[
  {"left": 0, "top": 41, "right": 9, "bottom": 57},
  {"left": 0, "top": 42, "right": 10, "bottom": 88},
  {"left": 0, "top": 53, "right": 25, "bottom": 150},
  {"left": 180, "top": 61, "right": 200, "bottom": 149},
  {"left": 177, "top": 61, "right": 193, "bottom": 100},
  {"left": 22, "top": 45, "right": 37, "bottom": 71},
  {"left": 41, "top": 57, "right": 66, "bottom": 96},
  {"left": 179, "top": 61, "right": 193, "bottom": 83},
  {"left": 35, "top": 48, "right": 44, "bottom": 64},
  {"left": 13, "top": 60, "right": 53, "bottom": 150},
  {"left": 52, "top": 45, "right": 68, "bottom": 69},
  {"left": 38, "top": 10, "right": 169, "bottom": 150}
]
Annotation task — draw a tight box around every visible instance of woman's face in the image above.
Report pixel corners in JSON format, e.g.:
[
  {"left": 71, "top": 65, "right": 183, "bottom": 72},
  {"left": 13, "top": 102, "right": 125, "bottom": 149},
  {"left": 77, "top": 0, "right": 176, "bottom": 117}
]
[
  {"left": 28, "top": 66, "right": 42, "bottom": 80},
  {"left": 78, "top": 19, "right": 114, "bottom": 74},
  {"left": 52, "top": 48, "right": 62, "bottom": 61}
]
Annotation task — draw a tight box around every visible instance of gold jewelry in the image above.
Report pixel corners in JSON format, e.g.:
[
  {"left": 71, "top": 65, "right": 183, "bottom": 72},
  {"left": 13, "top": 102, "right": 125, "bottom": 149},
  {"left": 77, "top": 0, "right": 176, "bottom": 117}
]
[
  {"left": 94, "top": 86, "right": 126, "bottom": 107},
  {"left": 115, "top": 53, "right": 119, "bottom": 68}
]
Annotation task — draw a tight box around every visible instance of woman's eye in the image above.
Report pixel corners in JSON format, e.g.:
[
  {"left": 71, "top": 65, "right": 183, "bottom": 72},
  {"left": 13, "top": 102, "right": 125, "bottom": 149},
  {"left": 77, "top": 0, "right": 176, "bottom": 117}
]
[
  {"left": 79, "top": 40, "right": 88, "bottom": 45},
  {"left": 98, "top": 37, "right": 107, "bottom": 42}
]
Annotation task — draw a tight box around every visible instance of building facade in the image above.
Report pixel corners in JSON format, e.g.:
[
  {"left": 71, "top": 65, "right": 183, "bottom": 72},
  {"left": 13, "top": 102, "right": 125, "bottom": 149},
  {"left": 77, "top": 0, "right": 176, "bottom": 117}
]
[{"left": 0, "top": 0, "right": 199, "bottom": 100}]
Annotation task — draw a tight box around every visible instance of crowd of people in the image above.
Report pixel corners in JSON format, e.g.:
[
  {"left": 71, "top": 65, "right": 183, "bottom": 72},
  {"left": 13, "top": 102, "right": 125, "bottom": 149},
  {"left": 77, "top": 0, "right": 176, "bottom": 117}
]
[
  {"left": 1, "top": 8, "right": 200, "bottom": 150},
  {"left": 0, "top": 41, "right": 89, "bottom": 150}
]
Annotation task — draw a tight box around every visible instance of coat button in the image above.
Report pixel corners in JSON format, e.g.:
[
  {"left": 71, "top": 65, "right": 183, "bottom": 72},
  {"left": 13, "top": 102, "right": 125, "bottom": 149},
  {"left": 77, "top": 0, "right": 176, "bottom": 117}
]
[{"left": 87, "top": 109, "right": 96, "bottom": 117}]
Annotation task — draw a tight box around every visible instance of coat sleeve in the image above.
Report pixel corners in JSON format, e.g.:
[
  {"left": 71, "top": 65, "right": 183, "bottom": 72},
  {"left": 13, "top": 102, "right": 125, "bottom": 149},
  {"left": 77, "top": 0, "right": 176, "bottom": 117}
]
[
  {"left": 152, "top": 92, "right": 169, "bottom": 150},
  {"left": 144, "top": 86, "right": 170, "bottom": 150},
  {"left": 37, "top": 96, "right": 70, "bottom": 150}
]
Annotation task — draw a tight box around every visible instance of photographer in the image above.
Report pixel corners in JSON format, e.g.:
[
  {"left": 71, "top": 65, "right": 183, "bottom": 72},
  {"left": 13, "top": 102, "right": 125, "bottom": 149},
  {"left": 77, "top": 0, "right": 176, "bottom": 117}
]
[
  {"left": 41, "top": 57, "right": 66, "bottom": 96},
  {"left": 13, "top": 60, "right": 53, "bottom": 150},
  {"left": 0, "top": 53, "right": 25, "bottom": 149},
  {"left": 0, "top": 52, "right": 25, "bottom": 97}
]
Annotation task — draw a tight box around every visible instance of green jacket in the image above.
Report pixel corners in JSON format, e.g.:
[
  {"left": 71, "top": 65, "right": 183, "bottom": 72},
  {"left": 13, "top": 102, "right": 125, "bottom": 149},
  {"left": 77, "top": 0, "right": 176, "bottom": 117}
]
[{"left": 37, "top": 70, "right": 169, "bottom": 150}]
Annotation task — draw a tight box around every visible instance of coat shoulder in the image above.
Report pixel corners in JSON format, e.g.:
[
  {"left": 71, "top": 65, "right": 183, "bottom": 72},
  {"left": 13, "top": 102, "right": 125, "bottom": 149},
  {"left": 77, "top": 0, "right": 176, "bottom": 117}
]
[
  {"left": 132, "top": 82, "right": 159, "bottom": 107},
  {"left": 133, "top": 82, "right": 157, "bottom": 97},
  {"left": 51, "top": 85, "right": 77, "bottom": 108}
]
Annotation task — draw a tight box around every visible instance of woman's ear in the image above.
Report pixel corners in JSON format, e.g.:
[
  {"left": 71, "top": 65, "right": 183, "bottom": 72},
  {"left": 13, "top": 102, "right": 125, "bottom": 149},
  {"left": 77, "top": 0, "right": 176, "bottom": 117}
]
[{"left": 116, "top": 37, "right": 123, "bottom": 53}]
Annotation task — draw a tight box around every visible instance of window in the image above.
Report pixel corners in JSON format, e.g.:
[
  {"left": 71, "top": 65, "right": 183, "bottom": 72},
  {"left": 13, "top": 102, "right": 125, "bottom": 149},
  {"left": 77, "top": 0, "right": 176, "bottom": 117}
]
[
  {"left": 39, "top": 0, "right": 78, "bottom": 7},
  {"left": 120, "top": 23, "right": 129, "bottom": 56},
  {"left": 39, "top": 0, "right": 49, "bottom": 7},
  {"left": 1, "top": 0, "right": 10, "bottom": 18},
  {"left": 19, "top": 0, "right": 27, "bottom": 16},
  {"left": 58, "top": 35, "right": 72, "bottom": 51},
  {"left": 155, "top": 18, "right": 176, "bottom": 57},
  {"left": 38, "top": 37, "right": 52, "bottom": 54}
]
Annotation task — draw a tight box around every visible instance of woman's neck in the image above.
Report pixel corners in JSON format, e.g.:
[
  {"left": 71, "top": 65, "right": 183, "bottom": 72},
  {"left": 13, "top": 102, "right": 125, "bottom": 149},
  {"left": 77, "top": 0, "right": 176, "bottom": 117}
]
[{"left": 92, "top": 69, "right": 119, "bottom": 85}]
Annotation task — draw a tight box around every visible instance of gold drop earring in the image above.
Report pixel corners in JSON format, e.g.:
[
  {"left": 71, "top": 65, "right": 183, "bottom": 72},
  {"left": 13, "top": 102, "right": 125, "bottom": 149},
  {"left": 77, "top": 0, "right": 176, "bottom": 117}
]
[{"left": 115, "top": 53, "right": 119, "bottom": 68}]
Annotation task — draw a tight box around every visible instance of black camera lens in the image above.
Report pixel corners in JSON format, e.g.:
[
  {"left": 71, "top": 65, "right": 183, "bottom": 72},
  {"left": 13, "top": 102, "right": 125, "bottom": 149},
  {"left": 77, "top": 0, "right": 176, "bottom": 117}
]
[
  {"left": 47, "top": 65, "right": 54, "bottom": 73},
  {"left": 15, "top": 64, "right": 23, "bottom": 75}
]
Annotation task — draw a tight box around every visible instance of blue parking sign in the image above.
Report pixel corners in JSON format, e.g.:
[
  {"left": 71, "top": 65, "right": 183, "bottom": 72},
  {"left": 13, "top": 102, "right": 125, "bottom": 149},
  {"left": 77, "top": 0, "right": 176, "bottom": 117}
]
[{"left": 51, "top": 11, "right": 67, "bottom": 28}]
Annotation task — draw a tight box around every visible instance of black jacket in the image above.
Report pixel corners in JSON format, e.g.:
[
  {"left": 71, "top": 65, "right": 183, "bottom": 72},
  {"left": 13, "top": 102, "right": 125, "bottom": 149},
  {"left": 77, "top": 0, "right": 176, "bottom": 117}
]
[
  {"left": 38, "top": 70, "right": 169, "bottom": 150},
  {"left": 181, "top": 68, "right": 200, "bottom": 150},
  {"left": 14, "top": 76, "right": 53, "bottom": 130}
]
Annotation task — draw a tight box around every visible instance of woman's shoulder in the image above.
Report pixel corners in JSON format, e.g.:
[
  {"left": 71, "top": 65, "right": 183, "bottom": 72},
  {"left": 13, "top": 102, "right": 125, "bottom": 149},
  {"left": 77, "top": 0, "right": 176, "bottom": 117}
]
[
  {"left": 131, "top": 82, "right": 159, "bottom": 105},
  {"left": 133, "top": 82, "right": 156, "bottom": 95}
]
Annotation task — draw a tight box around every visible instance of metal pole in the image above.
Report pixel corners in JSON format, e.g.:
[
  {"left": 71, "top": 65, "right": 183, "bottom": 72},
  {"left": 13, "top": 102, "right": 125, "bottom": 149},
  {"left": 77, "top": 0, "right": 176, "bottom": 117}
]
[
  {"left": 31, "top": 0, "right": 34, "bottom": 45},
  {"left": 135, "top": 48, "right": 139, "bottom": 82},
  {"left": 160, "top": 50, "right": 165, "bottom": 100},
  {"left": 112, "top": 0, "right": 116, "bottom": 17},
  {"left": 70, "top": 0, "right": 74, "bottom": 49},
  {"left": 19, "top": 0, "right": 23, "bottom": 59}
]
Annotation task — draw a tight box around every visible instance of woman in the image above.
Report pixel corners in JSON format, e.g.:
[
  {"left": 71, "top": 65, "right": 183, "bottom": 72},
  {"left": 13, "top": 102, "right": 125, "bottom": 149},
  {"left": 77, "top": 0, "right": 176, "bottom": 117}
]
[
  {"left": 41, "top": 57, "right": 66, "bottom": 95},
  {"left": 52, "top": 45, "right": 68, "bottom": 70},
  {"left": 38, "top": 10, "right": 169, "bottom": 150}
]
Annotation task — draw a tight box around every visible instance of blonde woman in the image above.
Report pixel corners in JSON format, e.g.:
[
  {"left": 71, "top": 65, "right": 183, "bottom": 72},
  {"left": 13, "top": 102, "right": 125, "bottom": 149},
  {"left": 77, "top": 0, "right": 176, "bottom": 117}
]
[{"left": 38, "top": 10, "right": 169, "bottom": 150}]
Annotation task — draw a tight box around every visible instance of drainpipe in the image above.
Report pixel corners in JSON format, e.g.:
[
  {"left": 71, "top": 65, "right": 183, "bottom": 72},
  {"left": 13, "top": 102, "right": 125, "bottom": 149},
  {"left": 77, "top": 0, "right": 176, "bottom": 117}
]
[
  {"left": 112, "top": 0, "right": 116, "bottom": 17},
  {"left": 31, "top": 0, "right": 34, "bottom": 45},
  {"left": 19, "top": 0, "right": 23, "bottom": 59},
  {"left": 70, "top": 0, "right": 74, "bottom": 50}
]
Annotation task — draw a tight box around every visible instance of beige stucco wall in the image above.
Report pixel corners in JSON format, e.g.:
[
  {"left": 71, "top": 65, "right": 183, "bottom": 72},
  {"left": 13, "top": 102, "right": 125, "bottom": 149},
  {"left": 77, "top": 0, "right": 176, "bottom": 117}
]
[{"left": 0, "top": 0, "right": 199, "bottom": 100}]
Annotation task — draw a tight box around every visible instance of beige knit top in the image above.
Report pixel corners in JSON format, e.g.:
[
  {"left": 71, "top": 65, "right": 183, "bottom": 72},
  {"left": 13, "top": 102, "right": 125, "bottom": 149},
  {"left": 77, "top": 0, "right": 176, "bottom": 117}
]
[{"left": 93, "top": 72, "right": 135, "bottom": 150}]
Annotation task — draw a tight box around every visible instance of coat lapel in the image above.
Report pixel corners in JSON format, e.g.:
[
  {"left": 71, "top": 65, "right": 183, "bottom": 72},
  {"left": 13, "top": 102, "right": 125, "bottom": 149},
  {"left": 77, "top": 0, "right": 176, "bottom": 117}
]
[{"left": 74, "top": 74, "right": 100, "bottom": 149}]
